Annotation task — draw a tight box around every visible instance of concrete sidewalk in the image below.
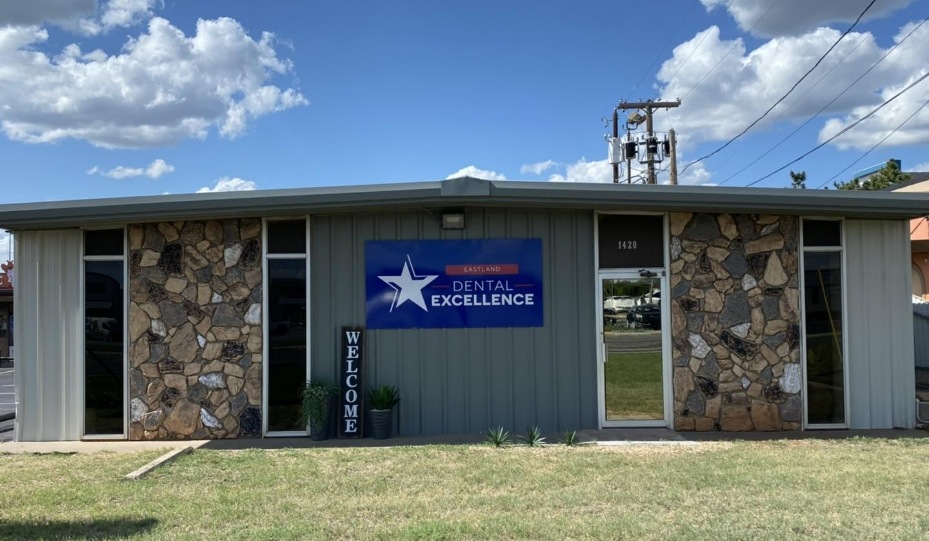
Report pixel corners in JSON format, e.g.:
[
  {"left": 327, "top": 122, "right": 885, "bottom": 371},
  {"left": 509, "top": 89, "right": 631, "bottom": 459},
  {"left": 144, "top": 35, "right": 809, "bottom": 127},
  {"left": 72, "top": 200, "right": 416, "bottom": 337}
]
[{"left": 0, "top": 427, "right": 925, "bottom": 454}]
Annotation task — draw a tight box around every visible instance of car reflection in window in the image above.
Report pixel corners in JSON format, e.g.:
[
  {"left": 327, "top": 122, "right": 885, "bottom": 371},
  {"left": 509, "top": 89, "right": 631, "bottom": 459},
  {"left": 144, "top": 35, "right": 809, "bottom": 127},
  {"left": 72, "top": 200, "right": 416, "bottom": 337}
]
[{"left": 626, "top": 304, "right": 661, "bottom": 330}]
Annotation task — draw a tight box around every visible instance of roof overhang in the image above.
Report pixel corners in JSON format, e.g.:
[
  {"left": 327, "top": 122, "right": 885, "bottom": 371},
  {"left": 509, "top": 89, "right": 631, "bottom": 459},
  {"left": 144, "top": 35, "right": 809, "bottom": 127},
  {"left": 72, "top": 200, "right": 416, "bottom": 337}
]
[{"left": 1, "top": 177, "right": 928, "bottom": 231}]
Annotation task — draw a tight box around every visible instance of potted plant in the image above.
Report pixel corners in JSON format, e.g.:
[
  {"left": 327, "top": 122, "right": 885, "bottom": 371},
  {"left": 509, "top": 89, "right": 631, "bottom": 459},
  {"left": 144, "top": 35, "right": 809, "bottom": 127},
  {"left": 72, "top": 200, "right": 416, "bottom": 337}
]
[
  {"left": 300, "top": 379, "right": 338, "bottom": 441},
  {"left": 368, "top": 384, "right": 400, "bottom": 440}
]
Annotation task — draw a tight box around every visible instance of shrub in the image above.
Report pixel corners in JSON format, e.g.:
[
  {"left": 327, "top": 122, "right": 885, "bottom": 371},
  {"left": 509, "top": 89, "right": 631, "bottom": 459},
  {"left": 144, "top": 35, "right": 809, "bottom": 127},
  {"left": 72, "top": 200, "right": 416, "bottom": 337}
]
[{"left": 486, "top": 426, "right": 510, "bottom": 447}]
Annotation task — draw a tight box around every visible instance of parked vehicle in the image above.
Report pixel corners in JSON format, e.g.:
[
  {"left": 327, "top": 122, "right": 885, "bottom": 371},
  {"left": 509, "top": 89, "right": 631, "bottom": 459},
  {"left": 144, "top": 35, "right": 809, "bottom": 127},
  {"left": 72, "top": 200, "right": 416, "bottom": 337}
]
[
  {"left": 627, "top": 304, "right": 661, "bottom": 329},
  {"left": 603, "top": 296, "right": 636, "bottom": 314}
]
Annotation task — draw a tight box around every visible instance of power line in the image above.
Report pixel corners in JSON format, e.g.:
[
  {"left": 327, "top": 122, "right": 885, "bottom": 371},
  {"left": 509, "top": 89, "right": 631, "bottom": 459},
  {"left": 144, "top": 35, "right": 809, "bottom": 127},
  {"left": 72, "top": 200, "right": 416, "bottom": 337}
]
[
  {"left": 662, "top": 25, "right": 715, "bottom": 90},
  {"left": 680, "top": 0, "right": 781, "bottom": 102},
  {"left": 742, "top": 70, "right": 929, "bottom": 187},
  {"left": 718, "top": 16, "right": 927, "bottom": 185},
  {"left": 627, "top": 1, "right": 700, "bottom": 98},
  {"left": 680, "top": 0, "right": 877, "bottom": 175},
  {"left": 816, "top": 94, "right": 929, "bottom": 189}
]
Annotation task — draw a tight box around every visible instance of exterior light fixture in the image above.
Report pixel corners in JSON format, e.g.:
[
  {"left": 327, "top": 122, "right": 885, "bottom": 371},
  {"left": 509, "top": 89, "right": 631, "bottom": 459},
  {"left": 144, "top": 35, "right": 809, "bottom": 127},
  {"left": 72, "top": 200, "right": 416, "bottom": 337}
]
[
  {"left": 627, "top": 111, "right": 646, "bottom": 126},
  {"left": 441, "top": 210, "right": 466, "bottom": 230}
]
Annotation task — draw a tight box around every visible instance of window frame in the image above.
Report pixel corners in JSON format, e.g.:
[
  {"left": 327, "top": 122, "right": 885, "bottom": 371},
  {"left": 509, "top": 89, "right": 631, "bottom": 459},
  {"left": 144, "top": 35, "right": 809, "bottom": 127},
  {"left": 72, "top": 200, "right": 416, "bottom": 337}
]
[
  {"left": 262, "top": 217, "right": 311, "bottom": 437},
  {"left": 799, "top": 217, "right": 849, "bottom": 429},
  {"left": 81, "top": 227, "right": 128, "bottom": 440}
]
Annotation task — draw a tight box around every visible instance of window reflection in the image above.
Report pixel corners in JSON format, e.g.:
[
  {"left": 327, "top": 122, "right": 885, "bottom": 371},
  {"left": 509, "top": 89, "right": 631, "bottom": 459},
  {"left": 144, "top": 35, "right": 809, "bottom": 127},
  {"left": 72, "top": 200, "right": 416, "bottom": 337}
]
[
  {"left": 804, "top": 251, "right": 845, "bottom": 425},
  {"left": 84, "top": 260, "right": 125, "bottom": 435},
  {"left": 267, "top": 258, "right": 307, "bottom": 431}
]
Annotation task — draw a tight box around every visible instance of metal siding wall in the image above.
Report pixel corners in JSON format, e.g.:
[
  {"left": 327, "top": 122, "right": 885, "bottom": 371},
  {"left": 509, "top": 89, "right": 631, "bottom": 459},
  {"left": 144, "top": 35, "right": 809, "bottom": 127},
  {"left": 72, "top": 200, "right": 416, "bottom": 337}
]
[
  {"left": 311, "top": 209, "right": 597, "bottom": 435},
  {"left": 845, "top": 219, "right": 915, "bottom": 428},
  {"left": 14, "top": 230, "right": 83, "bottom": 441},
  {"left": 913, "top": 304, "right": 929, "bottom": 370}
]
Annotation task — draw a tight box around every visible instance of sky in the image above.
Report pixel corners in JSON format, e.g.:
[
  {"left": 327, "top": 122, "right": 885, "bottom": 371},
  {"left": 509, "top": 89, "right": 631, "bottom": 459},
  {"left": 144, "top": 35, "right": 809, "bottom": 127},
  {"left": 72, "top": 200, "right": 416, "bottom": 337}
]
[{"left": 1, "top": 0, "right": 928, "bottom": 258}]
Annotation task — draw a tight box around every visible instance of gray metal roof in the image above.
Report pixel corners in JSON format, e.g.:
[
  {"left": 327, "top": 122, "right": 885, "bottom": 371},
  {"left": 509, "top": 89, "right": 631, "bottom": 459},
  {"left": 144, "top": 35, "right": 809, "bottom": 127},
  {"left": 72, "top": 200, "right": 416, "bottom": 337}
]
[{"left": 1, "top": 177, "right": 928, "bottom": 230}]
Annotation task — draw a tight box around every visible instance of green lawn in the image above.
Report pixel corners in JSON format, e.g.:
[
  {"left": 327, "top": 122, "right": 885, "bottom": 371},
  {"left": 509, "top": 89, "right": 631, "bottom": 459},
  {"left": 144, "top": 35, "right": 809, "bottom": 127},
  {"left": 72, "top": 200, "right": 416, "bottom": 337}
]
[
  {"left": 2, "top": 439, "right": 929, "bottom": 540},
  {"left": 605, "top": 351, "right": 663, "bottom": 420}
]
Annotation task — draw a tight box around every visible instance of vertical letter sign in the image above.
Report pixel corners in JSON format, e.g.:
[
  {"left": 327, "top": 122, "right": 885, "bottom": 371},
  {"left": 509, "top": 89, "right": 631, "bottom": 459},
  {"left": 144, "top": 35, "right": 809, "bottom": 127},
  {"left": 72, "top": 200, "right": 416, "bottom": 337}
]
[{"left": 339, "top": 327, "right": 364, "bottom": 438}]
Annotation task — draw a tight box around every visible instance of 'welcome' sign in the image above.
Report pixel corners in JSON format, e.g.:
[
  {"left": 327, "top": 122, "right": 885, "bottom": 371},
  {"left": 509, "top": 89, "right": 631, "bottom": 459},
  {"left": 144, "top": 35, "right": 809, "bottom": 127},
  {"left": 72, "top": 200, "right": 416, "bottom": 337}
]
[
  {"left": 365, "top": 239, "right": 543, "bottom": 329},
  {"left": 339, "top": 327, "right": 364, "bottom": 438}
]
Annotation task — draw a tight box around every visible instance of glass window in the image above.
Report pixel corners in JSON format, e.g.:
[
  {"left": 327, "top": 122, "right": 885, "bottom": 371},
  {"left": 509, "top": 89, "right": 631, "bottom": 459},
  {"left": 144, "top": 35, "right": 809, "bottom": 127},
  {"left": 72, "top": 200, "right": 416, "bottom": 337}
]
[
  {"left": 267, "top": 258, "right": 307, "bottom": 432},
  {"left": 804, "top": 219, "right": 841, "bottom": 247},
  {"left": 803, "top": 251, "right": 845, "bottom": 424},
  {"left": 84, "top": 229, "right": 124, "bottom": 256},
  {"left": 267, "top": 220, "right": 306, "bottom": 254},
  {"left": 913, "top": 264, "right": 925, "bottom": 297},
  {"left": 84, "top": 260, "right": 125, "bottom": 435}
]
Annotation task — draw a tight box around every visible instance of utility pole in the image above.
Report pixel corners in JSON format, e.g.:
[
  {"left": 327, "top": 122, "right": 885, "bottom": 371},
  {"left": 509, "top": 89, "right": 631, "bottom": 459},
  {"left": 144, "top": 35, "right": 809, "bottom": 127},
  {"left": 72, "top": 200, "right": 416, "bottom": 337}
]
[
  {"left": 611, "top": 109, "right": 619, "bottom": 183},
  {"left": 616, "top": 99, "right": 680, "bottom": 184},
  {"left": 669, "top": 128, "right": 678, "bottom": 185},
  {"left": 626, "top": 122, "right": 632, "bottom": 184}
]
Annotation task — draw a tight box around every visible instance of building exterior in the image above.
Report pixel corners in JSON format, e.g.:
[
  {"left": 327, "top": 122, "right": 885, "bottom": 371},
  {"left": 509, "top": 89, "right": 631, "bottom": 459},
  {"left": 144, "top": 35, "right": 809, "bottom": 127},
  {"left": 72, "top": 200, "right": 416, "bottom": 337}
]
[
  {"left": 888, "top": 173, "right": 929, "bottom": 299},
  {"left": 0, "top": 261, "right": 11, "bottom": 360},
  {"left": 0, "top": 177, "right": 922, "bottom": 441}
]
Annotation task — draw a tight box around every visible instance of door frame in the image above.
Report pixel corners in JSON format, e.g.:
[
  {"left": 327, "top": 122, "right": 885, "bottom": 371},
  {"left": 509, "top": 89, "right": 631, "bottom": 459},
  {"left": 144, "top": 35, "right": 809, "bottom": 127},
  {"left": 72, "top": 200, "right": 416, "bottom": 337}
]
[{"left": 596, "top": 269, "right": 671, "bottom": 428}]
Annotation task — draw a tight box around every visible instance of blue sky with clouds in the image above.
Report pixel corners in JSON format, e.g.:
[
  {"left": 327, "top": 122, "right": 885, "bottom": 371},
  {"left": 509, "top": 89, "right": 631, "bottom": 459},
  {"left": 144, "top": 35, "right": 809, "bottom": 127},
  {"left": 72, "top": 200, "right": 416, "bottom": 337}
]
[{"left": 1, "top": 0, "right": 928, "bottom": 256}]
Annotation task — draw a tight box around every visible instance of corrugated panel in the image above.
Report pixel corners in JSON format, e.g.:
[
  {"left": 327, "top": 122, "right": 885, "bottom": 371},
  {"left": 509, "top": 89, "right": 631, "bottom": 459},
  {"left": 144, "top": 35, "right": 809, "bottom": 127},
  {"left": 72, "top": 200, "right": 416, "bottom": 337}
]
[
  {"left": 311, "top": 209, "right": 597, "bottom": 435},
  {"left": 845, "top": 219, "right": 915, "bottom": 429},
  {"left": 914, "top": 304, "right": 929, "bottom": 370},
  {"left": 14, "top": 230, "right": 83, "bottom": 441}
]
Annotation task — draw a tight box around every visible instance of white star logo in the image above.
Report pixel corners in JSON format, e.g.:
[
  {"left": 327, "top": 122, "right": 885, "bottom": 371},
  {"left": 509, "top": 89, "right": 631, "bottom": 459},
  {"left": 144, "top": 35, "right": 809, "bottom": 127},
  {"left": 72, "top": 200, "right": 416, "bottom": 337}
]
[{"left": 378, "top": 255, "right": 438, "bottom": 312}]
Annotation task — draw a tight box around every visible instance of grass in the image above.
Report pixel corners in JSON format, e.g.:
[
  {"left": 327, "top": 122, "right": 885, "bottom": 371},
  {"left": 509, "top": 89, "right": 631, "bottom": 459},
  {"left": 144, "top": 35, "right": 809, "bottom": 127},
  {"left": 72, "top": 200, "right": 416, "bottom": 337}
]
[
  {"left": 605, "top": 351, "right": 663, "bottom": 420},
  {"left": 2, "top": 439, "right": 929, "bottom": 539}
]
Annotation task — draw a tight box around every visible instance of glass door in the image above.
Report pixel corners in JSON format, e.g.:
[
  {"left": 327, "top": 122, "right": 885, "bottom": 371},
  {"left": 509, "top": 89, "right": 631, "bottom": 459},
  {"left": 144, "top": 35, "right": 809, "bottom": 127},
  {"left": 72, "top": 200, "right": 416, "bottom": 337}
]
[{"left": 598, "top": 271, "right": 668, "bottom": 427}]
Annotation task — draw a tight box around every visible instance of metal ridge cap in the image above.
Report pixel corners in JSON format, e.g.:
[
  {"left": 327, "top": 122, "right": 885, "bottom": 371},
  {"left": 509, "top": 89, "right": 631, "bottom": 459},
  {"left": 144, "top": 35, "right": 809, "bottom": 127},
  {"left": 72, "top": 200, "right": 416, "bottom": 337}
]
[
  {"left": 0, "top": 179, "right": 444, "bottom": 211},
  {"left": 0, "top": 181, "right": 447, "bottom": 229}
]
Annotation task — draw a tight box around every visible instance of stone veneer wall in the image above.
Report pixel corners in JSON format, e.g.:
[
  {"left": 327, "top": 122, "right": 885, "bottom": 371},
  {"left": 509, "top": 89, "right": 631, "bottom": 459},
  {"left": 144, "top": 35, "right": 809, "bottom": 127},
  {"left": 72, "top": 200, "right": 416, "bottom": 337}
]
[
  {"left": 670, "top": 213, "right": 801, "bottom": 431},
  {"left": 127, "top": 220, "right": 263, "bottom": 440}
]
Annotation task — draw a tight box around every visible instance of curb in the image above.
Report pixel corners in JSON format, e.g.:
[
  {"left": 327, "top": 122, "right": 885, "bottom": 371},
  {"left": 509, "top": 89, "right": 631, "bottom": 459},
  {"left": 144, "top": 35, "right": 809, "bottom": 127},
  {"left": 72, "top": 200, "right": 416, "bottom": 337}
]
[
  {"left": 595, "top": 440, "right": 699, "bottom": 447},
  {"left": 124, "top": 446, "right": 194, "bottom": 480}
]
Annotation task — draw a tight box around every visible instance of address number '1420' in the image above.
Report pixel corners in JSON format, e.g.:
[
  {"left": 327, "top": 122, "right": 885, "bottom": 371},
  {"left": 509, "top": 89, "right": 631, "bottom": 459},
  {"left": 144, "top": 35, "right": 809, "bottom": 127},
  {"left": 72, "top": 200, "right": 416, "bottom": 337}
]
[{"left": 617, "top": 240, "right": 638, "bottom": 250}]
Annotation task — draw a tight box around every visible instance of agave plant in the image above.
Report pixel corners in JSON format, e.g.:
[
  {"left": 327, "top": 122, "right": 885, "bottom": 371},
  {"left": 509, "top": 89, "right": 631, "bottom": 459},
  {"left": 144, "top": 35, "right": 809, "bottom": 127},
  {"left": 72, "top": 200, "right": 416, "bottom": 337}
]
[
  {"left": 560, "top": 430, "right": 580, "bottom": 446},
  {"left": 486, "top": 426, "right": 510, "bottom": 447},
  {"left": 368, "top": 384, "right": 400, "bottom": 411},
  {"left": 518, "top": 426, "right": 546, "bottom": 447}
]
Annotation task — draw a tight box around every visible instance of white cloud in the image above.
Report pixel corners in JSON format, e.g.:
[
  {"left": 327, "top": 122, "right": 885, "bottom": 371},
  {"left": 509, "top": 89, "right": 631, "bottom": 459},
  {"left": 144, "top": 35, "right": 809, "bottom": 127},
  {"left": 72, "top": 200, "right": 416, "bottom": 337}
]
[
  {"left": 547, "top": 158, "right": 611, "bottom": 183},
  {"left": 88, "top": 158, "right": 174, "bottom": 179},
  {"left": 0, "top": 231, "right": 10, "bottom": 262},
  {"left": 673, "top": 160, "right": 715, "bottom": 186},
  {"left": 540, "top": 156, "right": 715, "bottom": 186},
  {"left": 445, "top": 166, "right": 507, "bottom": 181},
  {"left": 0, "top": 0, "right": 159, "bottom": 35},
  {"left": 0, "top": 17, "right": 307, "bottom": 148},
  {"left": 99, "top": 0, "right": 157, "bottom": 29},
  {"left": 909, "top": 162, "right": 929, "bottom": 172},
  {"left": 103, "top": 166, "right": 144, "bottom": 179},
  {"left": 0, "top": 0, "right": 96, "bottom": 28},
  {"left": 701, "top": 0, "right": 912, "bottom": 38},
  {"left": 144, "top": 158, "right": 174, "bottom": 178},
  {"left": 519, "top": 160, "right": 559, "bottom": 175},
  {"left": 196, "top": 177, "right": 258, "bottom": 193},
  {"left": 817, "top": 21, "right": 929, "bottom": 150},
  {"left": 656, "top": 22, "right": 929, "bottom": 150}
]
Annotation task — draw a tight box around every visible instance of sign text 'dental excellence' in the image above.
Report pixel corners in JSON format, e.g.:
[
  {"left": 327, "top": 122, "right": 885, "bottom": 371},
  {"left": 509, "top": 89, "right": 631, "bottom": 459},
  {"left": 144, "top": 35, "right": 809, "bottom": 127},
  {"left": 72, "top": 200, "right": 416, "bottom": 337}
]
[{"left": 365, "top": 239, "right": 543, "bottom": 329}]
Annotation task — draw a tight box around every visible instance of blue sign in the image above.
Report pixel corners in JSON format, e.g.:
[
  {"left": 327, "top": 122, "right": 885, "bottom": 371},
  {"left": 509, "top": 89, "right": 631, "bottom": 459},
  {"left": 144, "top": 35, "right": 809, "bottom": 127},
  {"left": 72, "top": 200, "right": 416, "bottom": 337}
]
[{"left": 366, "top": 239, "right": 543, "bottom": 329}]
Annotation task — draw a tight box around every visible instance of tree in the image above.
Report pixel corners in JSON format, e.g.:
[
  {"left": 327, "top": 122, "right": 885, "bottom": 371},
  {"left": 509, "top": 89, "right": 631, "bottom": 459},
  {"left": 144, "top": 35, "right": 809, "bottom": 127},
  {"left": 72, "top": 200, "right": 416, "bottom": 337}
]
[
  {"left": 833, "top": 159, "right": 910, "bottom": 191},
  {"left": 789, "top": 170, "right": 806, "bottom": 189}
]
